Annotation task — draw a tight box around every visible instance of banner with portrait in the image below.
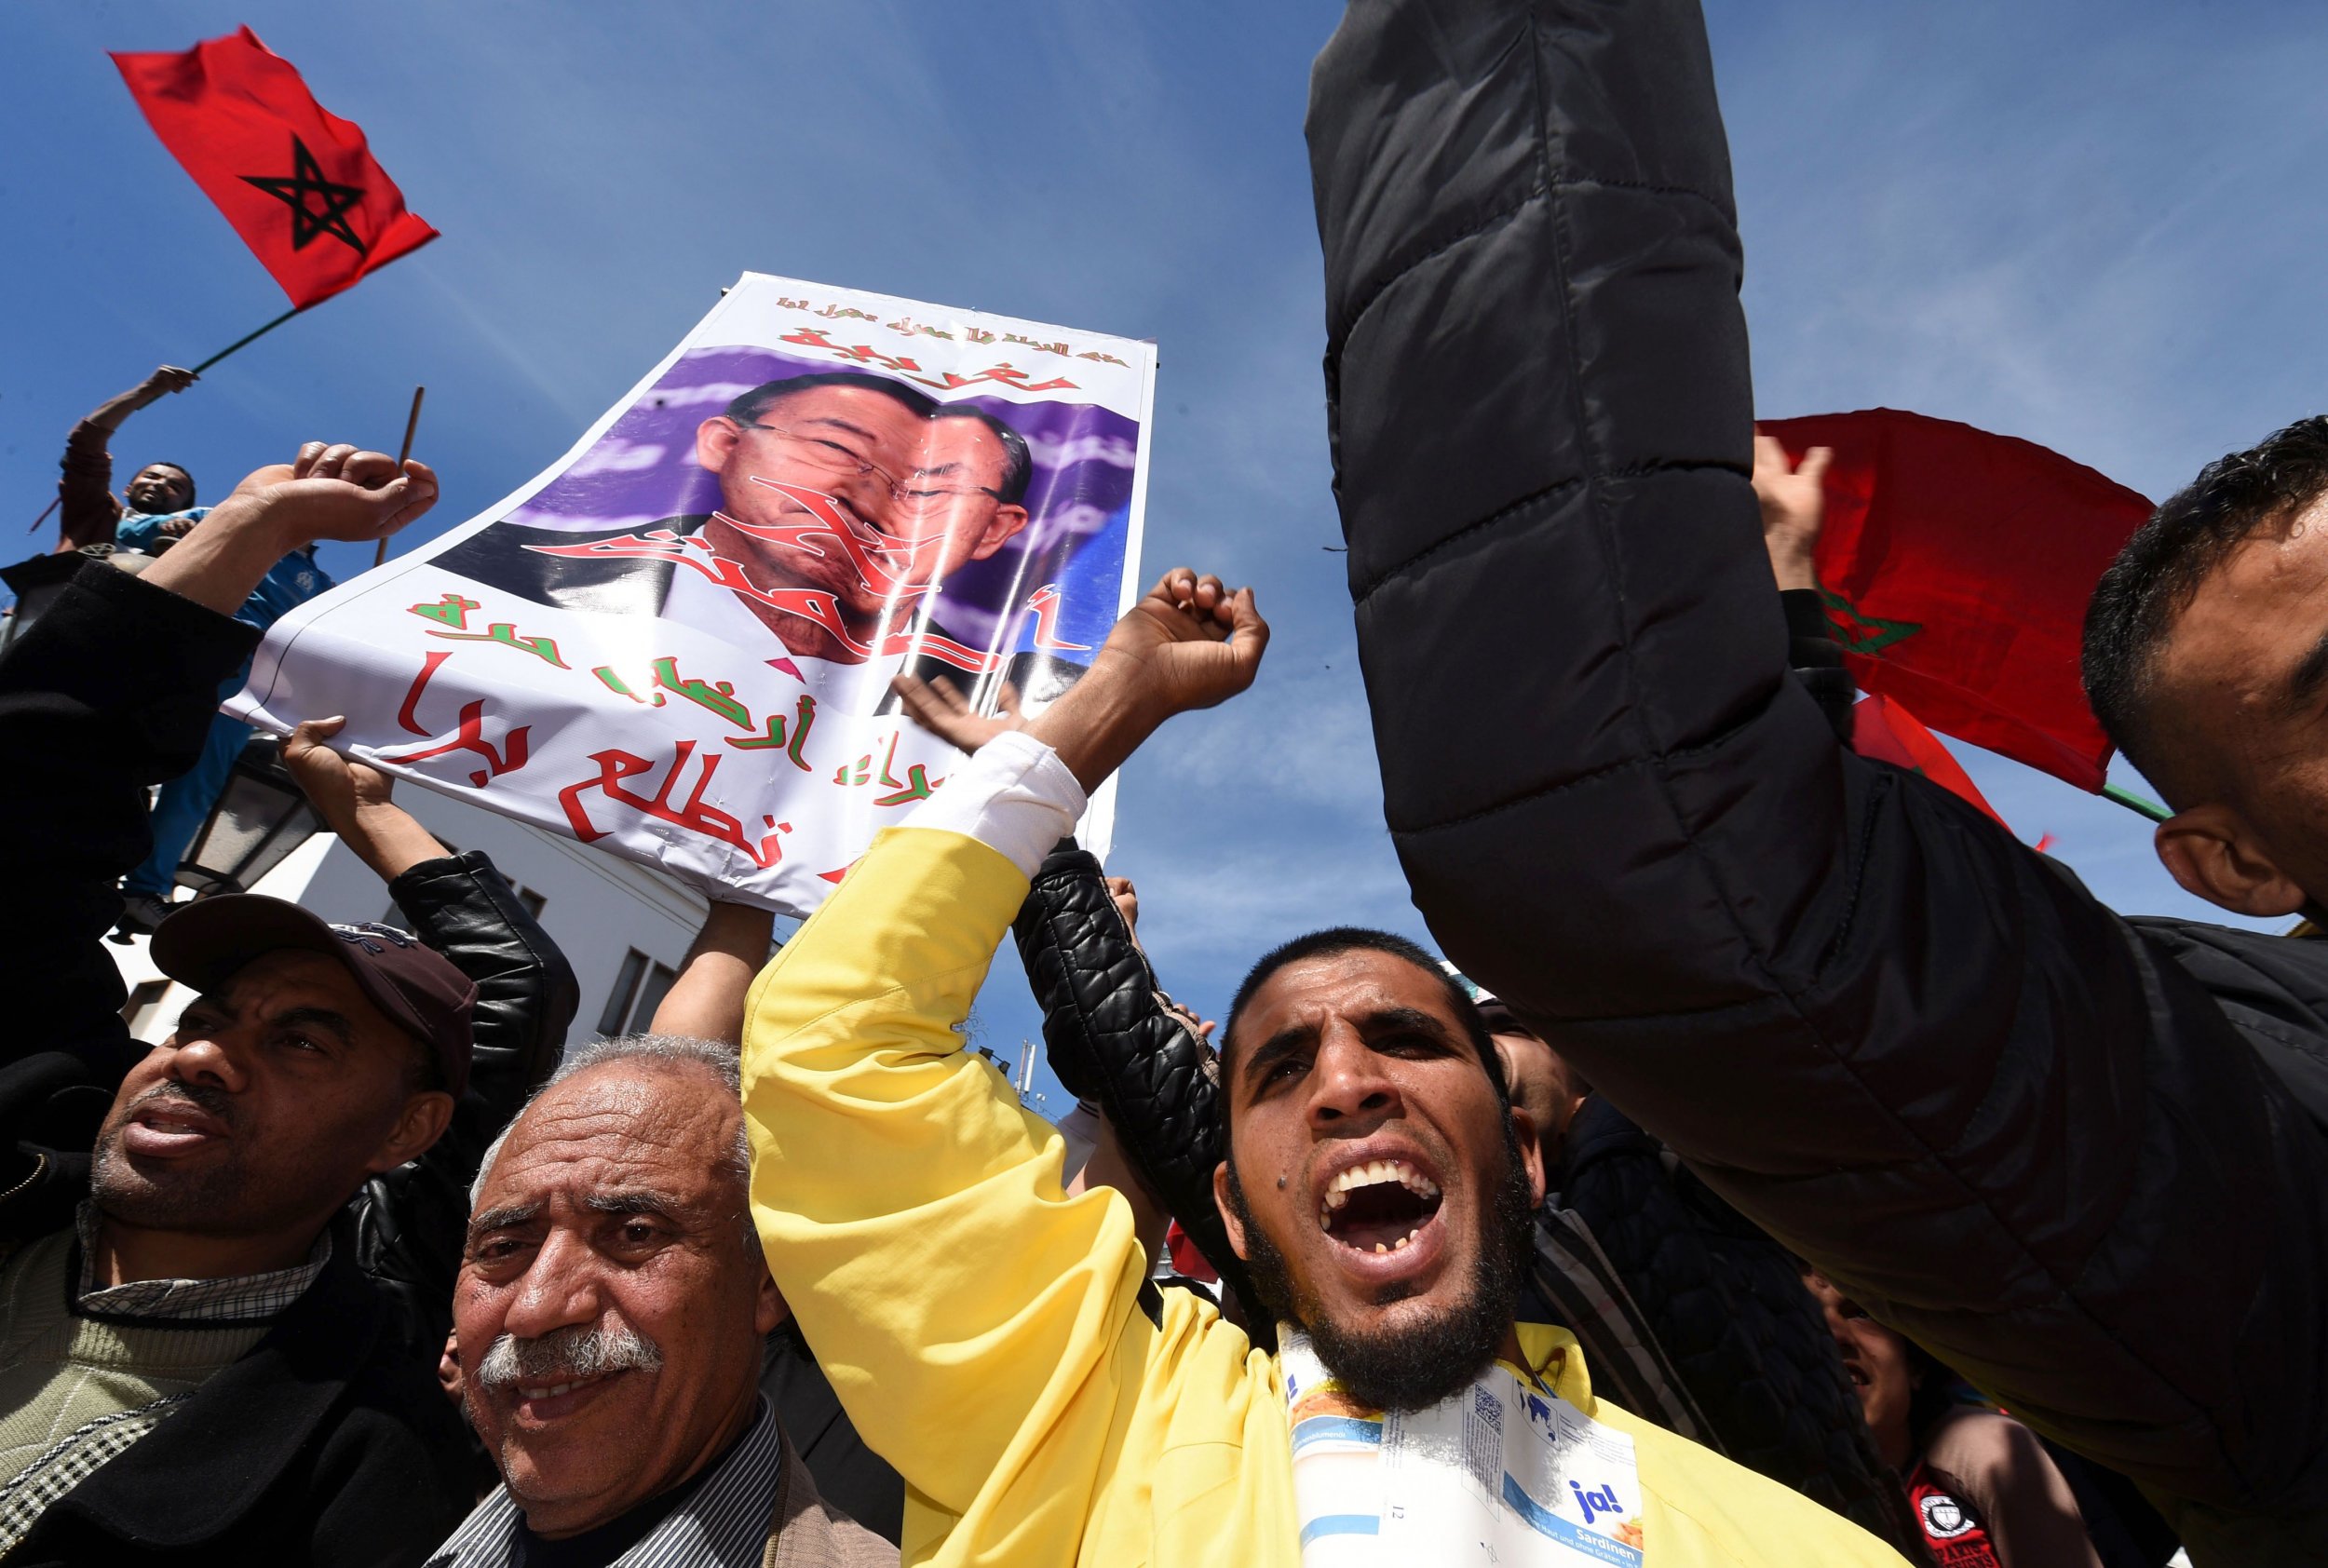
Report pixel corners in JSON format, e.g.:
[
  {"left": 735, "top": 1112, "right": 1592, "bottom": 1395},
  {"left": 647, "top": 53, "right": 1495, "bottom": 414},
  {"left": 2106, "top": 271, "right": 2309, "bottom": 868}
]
[{"left": 229, "top": 273, "right": 1154, "bottom": 914}]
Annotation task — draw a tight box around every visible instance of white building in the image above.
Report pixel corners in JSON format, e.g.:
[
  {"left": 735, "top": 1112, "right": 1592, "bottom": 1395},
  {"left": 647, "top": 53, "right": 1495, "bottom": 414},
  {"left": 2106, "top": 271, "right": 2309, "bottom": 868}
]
[{"left": 108, "top": 783, "right": 714, "bottom": 1052}]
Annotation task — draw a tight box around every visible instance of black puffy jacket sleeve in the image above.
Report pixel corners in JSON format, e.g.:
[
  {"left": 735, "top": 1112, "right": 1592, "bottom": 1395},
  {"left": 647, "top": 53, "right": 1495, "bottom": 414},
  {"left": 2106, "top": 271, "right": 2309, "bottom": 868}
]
[
  {"left": 1308, "top": 0, "right": 2328, "bottom": 1521},
  {"left": 358, "top": 849, "right": 577, "bottom": 1357},
  {"left": 1009, "top": 844, "right": 1270, "bottom": 1333}
]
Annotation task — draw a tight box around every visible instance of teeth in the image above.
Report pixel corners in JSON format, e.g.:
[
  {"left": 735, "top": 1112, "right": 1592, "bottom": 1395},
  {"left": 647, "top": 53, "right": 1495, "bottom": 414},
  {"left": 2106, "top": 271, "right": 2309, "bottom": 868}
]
[{"left": 1326, "top": 1159, "right": 1441, "bottom": 1199}]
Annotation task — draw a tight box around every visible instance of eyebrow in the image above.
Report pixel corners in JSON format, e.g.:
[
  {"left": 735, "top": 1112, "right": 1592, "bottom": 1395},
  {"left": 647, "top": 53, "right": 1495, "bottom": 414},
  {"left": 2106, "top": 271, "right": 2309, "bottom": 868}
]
[
  {"left": 1234, "top": 1006, "right": 1459, "bottom": 1094},
  {"left": 585, "top": 1190, "right": 682, "bottom": 1220},
  {"left": 467, "top": 1200, "right": 540, "bottom": 1238},
  {"left": 787, "top": 414, "right": 886, "bottom": 446},
  {"left": 271, "top": 1007, "right": 356, "bottom": 1047},
  {"left": 2284, "top": 624, "right": 2328, "bottom": 716}
]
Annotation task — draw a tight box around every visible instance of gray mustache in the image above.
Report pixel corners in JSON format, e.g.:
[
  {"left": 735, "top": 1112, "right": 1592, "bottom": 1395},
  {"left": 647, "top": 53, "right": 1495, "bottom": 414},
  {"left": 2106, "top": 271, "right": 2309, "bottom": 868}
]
[{"left": 476, "top": 1322, "right": 663, "bottom": 1391}]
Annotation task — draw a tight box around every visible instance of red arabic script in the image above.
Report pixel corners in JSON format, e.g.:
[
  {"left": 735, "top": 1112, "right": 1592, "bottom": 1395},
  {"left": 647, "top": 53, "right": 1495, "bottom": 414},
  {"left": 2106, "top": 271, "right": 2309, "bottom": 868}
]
[{"left": 557, "top": 739, "right": 793, "bottom": 870}]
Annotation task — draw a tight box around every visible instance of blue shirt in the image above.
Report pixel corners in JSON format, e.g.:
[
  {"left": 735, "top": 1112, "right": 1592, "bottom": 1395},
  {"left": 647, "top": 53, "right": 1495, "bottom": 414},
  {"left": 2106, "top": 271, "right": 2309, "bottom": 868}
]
[{"left": 116, "top": 510, "right": 334, "bottom": 636}]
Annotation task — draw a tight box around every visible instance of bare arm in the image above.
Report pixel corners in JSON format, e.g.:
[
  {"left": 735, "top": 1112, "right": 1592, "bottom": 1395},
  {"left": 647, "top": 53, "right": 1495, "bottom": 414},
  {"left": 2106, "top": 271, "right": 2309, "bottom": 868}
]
[
  {"left": 82, "top": 365, "right": 198, "bottom": 436},
  {"left": 652, "top": 901, "right": 778, "bottom": 1044},
  {"left": 282, "top": 716, "right": 449, "bottom": 880}
]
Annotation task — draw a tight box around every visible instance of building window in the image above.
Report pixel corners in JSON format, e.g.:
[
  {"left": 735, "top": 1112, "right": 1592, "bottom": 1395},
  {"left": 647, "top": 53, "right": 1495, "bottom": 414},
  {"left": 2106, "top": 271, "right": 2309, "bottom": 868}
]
[{"left": 598, "top": 949, "right": 678, "bottom": 1037}]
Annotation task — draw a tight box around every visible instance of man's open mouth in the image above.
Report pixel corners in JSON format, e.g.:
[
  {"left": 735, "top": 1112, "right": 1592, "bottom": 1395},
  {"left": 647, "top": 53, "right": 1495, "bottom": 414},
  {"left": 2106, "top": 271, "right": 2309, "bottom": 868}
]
[
  {"left": 120, "top": 1098, "right": 229, "bottom": 1155},
  {"left": 1320, "top": 1158, "right": 1444, "bottom": 1253}
]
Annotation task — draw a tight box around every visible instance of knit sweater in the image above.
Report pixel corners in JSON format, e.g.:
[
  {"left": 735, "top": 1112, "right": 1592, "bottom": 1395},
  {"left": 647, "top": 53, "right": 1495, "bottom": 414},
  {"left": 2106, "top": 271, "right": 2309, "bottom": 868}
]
[{"left": 0, "top": 1229, "right": 267, "bottom": 1540}]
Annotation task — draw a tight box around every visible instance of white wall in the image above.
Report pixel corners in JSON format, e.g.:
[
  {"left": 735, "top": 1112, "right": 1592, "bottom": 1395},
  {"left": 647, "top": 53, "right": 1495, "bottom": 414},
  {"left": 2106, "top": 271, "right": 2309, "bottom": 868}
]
[{"left": 110, "top": 786, "right": 708, "bottom": 1056}]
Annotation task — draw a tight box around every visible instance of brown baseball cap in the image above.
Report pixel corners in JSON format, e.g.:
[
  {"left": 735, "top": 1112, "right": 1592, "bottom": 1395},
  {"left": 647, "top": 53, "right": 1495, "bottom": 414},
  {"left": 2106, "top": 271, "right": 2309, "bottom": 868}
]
[{"left": 150, "top": 896, "right": 476, "bottom": 1098}]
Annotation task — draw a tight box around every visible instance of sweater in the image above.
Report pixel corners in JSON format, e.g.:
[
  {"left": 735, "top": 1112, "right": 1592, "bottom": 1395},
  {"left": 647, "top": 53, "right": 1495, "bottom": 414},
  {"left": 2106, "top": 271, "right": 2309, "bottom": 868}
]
[{"left": 0, "top": 1231, "right": 268, "bottom": 1550}]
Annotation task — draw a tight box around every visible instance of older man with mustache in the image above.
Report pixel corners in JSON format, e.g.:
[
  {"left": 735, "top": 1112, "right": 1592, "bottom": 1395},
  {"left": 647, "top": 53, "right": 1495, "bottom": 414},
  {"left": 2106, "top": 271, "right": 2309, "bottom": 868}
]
[{"left": 427, "top": 1035, "right": 891, "bottom": 1568}]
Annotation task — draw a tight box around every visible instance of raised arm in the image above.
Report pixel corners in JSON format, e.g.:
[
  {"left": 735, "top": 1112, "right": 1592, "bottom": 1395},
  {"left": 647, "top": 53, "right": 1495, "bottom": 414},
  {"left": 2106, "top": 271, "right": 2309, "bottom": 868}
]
[
  {"left": 1308, "top": 0, "right": 2328, "bottom": 1515},
  {"left": 651, "top": 900, "right": 778, "bottom": 1044},
  {"left": 282, "top": 716, "right": 580, "bottom": 1352},
  {"left": 1009, "top": 846, "right": 1266, "bottom": 1331},
  {"left": 0, "top": 443, "right": 438, "bottom": 1087},
  {"left": 739, "top": 570, "right": 1265, "bottom": 1533},
  {"left": 56, "top": 366, "right": 197, "bottom": 549}
]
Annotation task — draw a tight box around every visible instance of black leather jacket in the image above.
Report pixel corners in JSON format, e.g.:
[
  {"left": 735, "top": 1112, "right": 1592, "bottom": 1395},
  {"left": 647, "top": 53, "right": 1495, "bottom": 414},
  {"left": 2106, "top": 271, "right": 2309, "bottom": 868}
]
[
  {"left": 358, "top": 848, "right": 577, "bottom": 1359},
  {"left": 1009, "top": 842, "right": 1269, "bottom": 1343}
]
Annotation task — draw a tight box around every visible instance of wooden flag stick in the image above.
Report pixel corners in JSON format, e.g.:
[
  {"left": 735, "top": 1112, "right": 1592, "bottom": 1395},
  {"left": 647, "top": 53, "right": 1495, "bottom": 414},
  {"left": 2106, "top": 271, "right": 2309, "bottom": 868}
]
[
  {"left": 373, "top": 385, "right": 426, "bottom": 566},
  {"left": 191, "top": 304, "right": 305, "bottom": 375},
  {"left": 24, "top": 495, "right": 60, "bottom": 535}
]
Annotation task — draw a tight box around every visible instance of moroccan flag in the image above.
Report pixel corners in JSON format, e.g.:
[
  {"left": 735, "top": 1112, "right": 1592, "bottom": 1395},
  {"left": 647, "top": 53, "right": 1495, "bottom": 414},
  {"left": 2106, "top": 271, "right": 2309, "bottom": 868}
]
[
  {"left": 1761, "top": 409, "right": 2154, "bottom": 792},
  {"left": 1849, "top": 693, "right": 2009, "bottom": 829},
  {"left": 113, "top": 27, "right": 438, "bottom": 310}
]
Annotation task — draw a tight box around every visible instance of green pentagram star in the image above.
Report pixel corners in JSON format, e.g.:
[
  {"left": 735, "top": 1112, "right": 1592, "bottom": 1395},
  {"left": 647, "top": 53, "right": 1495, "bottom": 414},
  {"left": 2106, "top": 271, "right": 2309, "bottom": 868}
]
[{"left": 241, "top": 134, "right": 368, "bottom": 254}]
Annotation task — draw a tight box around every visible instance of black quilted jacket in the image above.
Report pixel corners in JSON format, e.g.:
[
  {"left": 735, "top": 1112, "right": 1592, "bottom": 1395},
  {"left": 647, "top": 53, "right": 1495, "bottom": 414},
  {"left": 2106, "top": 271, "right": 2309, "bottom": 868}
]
[
  {"left": 1549, "top": 1097, "right": 1927, "bottom": 1558},
  {"left": 1307, "top": 0, "right": 2328, "bottom": 1557},
  {"left": 1009, "top": 842, "right": 1270, "bottom": 1345}
]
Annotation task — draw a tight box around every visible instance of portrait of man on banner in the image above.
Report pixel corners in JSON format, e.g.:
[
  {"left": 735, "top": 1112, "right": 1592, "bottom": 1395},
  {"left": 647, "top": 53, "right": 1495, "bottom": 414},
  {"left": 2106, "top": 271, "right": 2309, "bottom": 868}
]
[{"left": 431, "top": 349, "right": 1131, "bottom": 716}]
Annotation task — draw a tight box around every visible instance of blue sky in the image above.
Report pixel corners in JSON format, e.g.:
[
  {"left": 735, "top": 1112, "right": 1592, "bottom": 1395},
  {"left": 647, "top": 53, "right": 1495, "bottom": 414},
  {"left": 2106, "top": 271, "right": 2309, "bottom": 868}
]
[{"left": 6, "top": 2, "right": 2321, "bottom": 1109}]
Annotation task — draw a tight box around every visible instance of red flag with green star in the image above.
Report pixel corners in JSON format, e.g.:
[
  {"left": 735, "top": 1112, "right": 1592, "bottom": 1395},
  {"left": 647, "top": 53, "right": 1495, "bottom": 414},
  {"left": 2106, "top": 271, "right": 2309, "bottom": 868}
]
[
  {"left": 112, "top": 27, "right": 438, "bottom": 310},
  {"left": 1762, "top": 409, "right": 2153, "bottom": 792}
]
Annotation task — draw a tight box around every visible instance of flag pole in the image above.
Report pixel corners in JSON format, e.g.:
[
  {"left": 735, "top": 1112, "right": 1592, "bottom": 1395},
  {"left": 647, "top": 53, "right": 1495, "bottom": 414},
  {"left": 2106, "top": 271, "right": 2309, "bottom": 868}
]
[
  {"left": 373, "top": 385, "right": 426, "bottom": 567},
  {"left": 190, "top": 304, "right": 305, "bottom": 375},
  {"left": 24, "top": 496, "right": 60, "bottom": 536},
  {"left": 2102, "top": 782, "right": 2172, "bottom": 823}
]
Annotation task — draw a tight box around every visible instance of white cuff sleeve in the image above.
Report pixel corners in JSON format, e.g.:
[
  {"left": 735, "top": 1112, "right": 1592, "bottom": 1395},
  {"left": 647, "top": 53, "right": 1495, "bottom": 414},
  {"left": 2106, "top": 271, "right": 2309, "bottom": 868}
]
[{"left": 903, "top": 728, "right": 1089, "bottom": 877}]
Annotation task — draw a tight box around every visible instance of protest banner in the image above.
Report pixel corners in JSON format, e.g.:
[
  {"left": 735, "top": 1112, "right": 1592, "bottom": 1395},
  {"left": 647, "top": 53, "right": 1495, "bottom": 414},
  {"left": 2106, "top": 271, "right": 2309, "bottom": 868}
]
[{"left": 229, "top": 273, "right": 1155, "bottom": 915}]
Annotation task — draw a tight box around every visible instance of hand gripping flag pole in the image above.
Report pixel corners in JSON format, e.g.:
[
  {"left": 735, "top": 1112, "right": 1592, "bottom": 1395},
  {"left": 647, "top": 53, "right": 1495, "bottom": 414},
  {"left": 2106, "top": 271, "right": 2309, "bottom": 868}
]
[{"left": 113, "top": 27, "right": 439, "bottom": 372}]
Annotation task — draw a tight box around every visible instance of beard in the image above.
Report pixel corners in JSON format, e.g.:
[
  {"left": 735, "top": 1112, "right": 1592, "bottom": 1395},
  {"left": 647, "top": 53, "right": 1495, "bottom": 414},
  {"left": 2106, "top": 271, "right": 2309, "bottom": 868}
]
[
  {"left": 88, "top": 1083, "right": 250, "bottom": 1228},
  {"left": 1227, "top": 1118, "right": 1537, "bottom": 1413}
]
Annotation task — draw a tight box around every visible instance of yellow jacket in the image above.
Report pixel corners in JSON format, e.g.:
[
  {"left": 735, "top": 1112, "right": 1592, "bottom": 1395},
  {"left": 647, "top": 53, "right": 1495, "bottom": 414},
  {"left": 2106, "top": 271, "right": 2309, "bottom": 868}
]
[{"left": 741, "top": 822, "right": 1910, "bottom": 1567}]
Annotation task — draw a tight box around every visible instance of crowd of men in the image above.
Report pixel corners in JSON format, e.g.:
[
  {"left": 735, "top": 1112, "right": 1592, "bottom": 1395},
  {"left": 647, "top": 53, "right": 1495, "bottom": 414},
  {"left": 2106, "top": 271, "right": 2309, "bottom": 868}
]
[{"left": 4, "top": 1, "right": 2325, "bottom": 1564}]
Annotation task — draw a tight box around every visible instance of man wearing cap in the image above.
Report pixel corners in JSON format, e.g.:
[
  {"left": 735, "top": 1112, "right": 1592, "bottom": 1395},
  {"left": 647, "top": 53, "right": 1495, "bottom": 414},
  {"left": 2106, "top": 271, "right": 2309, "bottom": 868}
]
[{"left": 0, "top": 440, "right": 575, "bottom": 1565}]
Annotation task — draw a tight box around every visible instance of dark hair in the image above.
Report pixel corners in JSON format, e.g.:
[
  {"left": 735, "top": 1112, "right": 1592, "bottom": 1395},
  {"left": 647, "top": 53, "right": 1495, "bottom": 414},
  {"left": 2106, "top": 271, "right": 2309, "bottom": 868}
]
[
  {"left": 2083, "top": 415, "right": 2328, "bottom": 807},
  {"left": 1219, "top": 928, "right": 1509, "bottom": 1129},
  {"left": 142, "top": 463, "right": 196, "bottom": 507},
  {"left": 723, "top": 370, "right": 937, "bottom": 427},
  {"left": 931, "top": 406, "right": 1033, "bottom": 507}
]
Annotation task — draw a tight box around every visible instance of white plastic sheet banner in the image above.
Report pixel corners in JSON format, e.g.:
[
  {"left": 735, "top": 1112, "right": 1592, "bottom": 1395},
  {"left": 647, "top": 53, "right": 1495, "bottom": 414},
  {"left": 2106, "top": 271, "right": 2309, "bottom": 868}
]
[{"left": 230, "top": 273, "right": 1155, "bottom": 914}]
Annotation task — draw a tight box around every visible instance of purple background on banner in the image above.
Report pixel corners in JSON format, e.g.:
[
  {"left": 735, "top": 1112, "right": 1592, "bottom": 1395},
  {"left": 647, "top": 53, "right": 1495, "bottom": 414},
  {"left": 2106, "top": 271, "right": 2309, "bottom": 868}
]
[{"left": 495, "top": 345, "right": 1137, "bottom": 654}]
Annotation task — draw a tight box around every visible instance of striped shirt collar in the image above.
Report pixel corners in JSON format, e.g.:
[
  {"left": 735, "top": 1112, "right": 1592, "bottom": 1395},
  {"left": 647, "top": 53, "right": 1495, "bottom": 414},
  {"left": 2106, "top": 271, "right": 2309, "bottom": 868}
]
[
  {"left": 72, "top": 1200, "right": 331, "bottom": 1324},
  {"left": 426, "top": 1398, "right": 782, "bottom": 1568}
]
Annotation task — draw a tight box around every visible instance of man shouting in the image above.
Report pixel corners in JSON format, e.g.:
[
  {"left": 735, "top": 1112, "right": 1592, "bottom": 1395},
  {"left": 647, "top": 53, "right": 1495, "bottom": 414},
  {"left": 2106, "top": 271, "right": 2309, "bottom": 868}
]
[{"left": 738, "top": 570, "right": 1908, "bottom": 1563}]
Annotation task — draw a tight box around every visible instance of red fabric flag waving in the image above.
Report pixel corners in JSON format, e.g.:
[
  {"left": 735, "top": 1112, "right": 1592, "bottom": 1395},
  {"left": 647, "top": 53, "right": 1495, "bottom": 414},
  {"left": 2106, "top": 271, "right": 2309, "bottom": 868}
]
[
  {"left": 113, "top": 27, "right": 437, "bottom": 310},
  {"left": 1849, "top": 693, "right": 2010, "bottom": 830},
  {"left": 1761, "top": 409, "right": 2153, "bottom": 792}
]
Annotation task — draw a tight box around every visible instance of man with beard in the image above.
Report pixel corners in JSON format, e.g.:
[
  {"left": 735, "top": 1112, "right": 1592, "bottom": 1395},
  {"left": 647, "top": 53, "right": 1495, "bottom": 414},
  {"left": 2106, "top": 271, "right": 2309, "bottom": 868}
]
[
  {"left": 738, "top": 568, "right": 1907, "bottom": 1564},
  {"left": 428, "top": 1034, "right": 891, "bottom": 1567},
  {"left": 433, "top": 372, "right": 1075, "bottom": 708},
  {"left": 0, "top": 442, "right": 575, "bottom": 1564}
]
